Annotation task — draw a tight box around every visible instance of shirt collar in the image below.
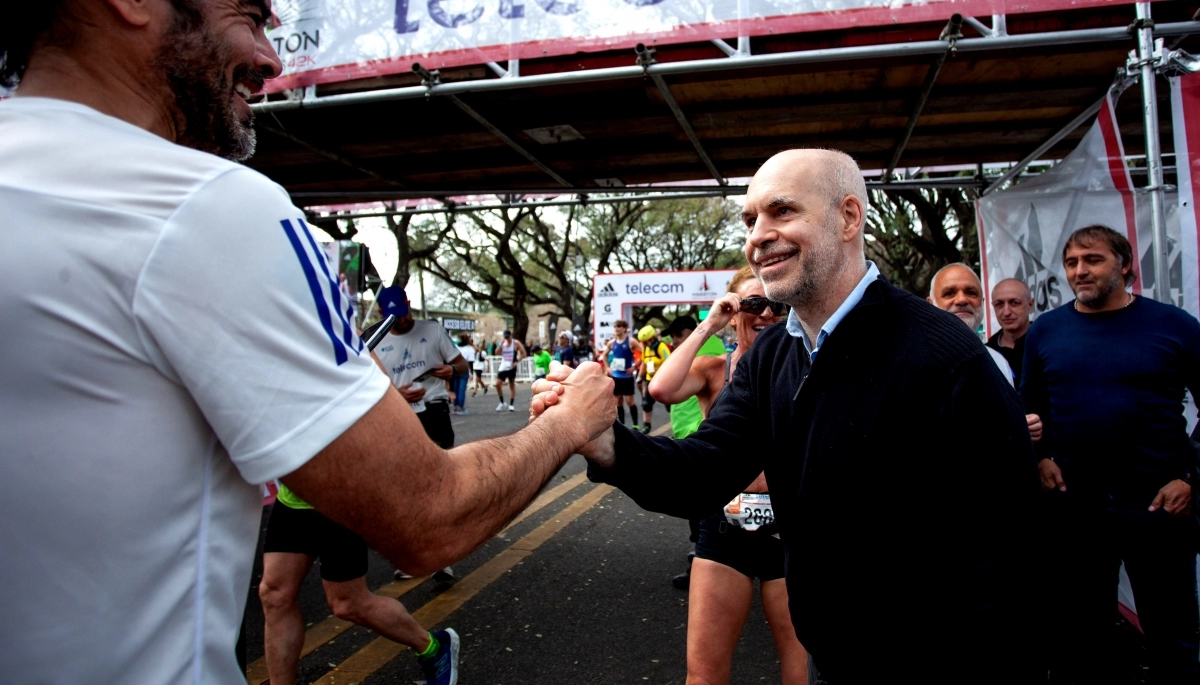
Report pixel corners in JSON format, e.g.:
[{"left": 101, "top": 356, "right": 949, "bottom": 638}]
[{"left": 785, "top": 260, "right": 880, "bottom": 362}]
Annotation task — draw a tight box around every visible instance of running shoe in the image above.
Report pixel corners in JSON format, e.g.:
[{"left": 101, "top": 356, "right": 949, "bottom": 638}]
[
  {"left": 641, "top": 424, "right": 651, "bottom": 434},
  {"left": 631, "top": 424, "right": 641, "bottom": 432},
  {"left": 417, "top": 628, "right": 460, "bottom": 685},
  {"left": 458, "top": 408, "right": 468, "bottom": 415},
  {"left": 496, "top": 402, "right": 506, "bottom": 411},
  {"left": 394, "top": 569, "right": 415, "bottom": 580},
  {"left": 432, "top": 567, "right": 455, "bottom": 582},
  {"left": 507, "top": 403, "right": 515, "bottom": 412}
]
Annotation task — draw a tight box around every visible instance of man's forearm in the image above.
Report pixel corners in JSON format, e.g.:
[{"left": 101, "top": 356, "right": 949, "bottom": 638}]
[{"left": 427, "top": 412, "right": 583, "bottom": 563}]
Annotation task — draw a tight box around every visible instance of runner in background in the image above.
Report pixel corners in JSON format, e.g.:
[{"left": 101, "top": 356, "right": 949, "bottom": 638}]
[
  {"left": 554, "top": 332, "right": 577, "bottom": 369},
  {"left": 637, "top": 325, "right": 672, "bottom": 435},
  {"left": 532, "top": 345, "right": 552, "bottom": 380},
  {"left": 471, "top": 338, "right": 488, "bottom": 397},
  {"left": 648, "top": 266, "right": 804, "bottom": 685},
  {"left": 453, "top": 334, "right": 475, "bottom": 414},
  {"left": 659, "top": 314, "right": 728, "bottom": 589},
  {"left": 494, "top": 330, "right": 527, "bottom": 412},
  {"left": 597, "top": 320, "right": 643, "bottom": 430}
]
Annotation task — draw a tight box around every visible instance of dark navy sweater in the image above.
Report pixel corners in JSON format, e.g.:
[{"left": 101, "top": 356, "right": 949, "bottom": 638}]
[{"left": 1021, "top": 296, "right": 1200, "bottom": 507}]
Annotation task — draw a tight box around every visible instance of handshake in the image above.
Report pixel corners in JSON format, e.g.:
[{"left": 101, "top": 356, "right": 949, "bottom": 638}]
[{"left": 528, "top": 361, "right": 619, "bottom": 464}]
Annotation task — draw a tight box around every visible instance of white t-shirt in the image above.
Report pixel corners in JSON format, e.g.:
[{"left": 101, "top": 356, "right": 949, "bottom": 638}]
[
  {"left": 986, "top": 347, "right": 1016, "bottom": 387},
  {"left": 0, "top": 98, "right": 391, "bottom": 684},
  {"left": 458, "top": 343, "right": 477, "bottom": 364},
  {"left": 374, "top": 320, "right": 461, "bottom": 411}
]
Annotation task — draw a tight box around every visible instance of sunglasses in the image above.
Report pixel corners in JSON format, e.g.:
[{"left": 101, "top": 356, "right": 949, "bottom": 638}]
[{"left": 739, "top": 297, "right": 789, "bottom": 317}]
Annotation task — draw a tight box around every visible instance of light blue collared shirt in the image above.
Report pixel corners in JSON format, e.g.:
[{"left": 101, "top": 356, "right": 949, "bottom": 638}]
[{"left": 785, "top": 260, "right": 880, "bottom": 364}]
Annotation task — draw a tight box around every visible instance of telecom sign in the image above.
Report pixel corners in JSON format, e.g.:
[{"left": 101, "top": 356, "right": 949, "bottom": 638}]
[{"left": 591, "top": 269, "right": 738, "bottom": 350}]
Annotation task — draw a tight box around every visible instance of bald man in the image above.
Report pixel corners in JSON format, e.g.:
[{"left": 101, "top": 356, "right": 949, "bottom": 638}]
[
  {"left": 534, "top": 149, "right": 1042, "bottom": 684},
  {"left": 928, "top": 264, "right": 1042, "bottom": 441},
  {"left": 928, "top": 263, "right": 1015, "bottom": 384},
  {"left": 986, "top": 278, "right": 1034, "bottom": 382}
]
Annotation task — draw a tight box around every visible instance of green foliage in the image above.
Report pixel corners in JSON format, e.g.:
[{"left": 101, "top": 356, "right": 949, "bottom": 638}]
[{"left": 865, "top": 182, "right": 979, "bottom": 296}]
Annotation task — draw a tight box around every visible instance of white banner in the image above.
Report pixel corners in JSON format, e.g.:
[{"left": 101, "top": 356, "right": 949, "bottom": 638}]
[
  {"left": 1171, "top": 72, "right": 1200, "bottom": 320},
  {"left": 592, "top": 269, "right": 737, "bottom": 349},
  {"left": 264, "top": 0, "right": 1124, "bottom": 92},
  {"left": 976, "top": 92, "right": 1183, "bottom": 339}
]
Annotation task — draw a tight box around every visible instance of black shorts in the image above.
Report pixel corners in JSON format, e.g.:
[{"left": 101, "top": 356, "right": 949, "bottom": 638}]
[
  {"left": 497, "top": 367, "right": 517, "bottom": 382},
  {"left": 612, "top": 376, "right": 635, "bottom": 396},
  {"left": 473, "top": 368, "right": 484, "bottom": 379},
  {"left": 418, "top": 400, "right": 455, "bottom": 448},
  {"left": 695, "top": 513, "right": 785, "bottom": 581},
  {"left": 263, "top": 503, "right": 368, "bottom": 582}
]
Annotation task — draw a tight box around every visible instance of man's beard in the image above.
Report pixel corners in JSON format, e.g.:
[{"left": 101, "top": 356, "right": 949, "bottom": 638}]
[
  {"left": 1073, "top": 269, "right": 1125, "bottom": 309},
  {"left": 949, "top": 305, "right": 982, "bottom": 331},
  {"left": 152, "top": 14, "right": 260, "bottom": 161},
  {"left": 759, "top": 222, "right": 842, "bottom": 309}
]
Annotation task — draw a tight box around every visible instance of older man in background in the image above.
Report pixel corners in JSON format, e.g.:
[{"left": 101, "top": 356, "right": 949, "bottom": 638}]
[{"left": 987, "top": 278, "right": 1035, "bottom": 383}]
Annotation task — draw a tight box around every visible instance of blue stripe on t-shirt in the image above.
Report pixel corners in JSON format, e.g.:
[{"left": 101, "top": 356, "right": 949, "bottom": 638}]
[
  {"left": 280, "top": 218, "right": 348, "bottom": 365},
  {"left": 297, "top": 218, "right": 360, "bottom": 353}
]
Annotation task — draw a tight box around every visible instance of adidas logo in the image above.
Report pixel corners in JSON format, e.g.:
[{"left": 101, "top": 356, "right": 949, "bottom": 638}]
[{"left": 598, "top": 282, "right": 618, "bottom": 297}]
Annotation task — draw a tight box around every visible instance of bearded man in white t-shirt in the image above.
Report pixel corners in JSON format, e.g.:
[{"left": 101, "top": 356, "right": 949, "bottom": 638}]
[{"left": 0, "top": 3, "right": 615, "bottom": 684}]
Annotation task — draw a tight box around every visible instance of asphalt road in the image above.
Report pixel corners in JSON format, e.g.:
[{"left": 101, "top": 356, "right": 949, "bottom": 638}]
[{"left": 239, "top": 384, "right": 1154, "bottom": 684}]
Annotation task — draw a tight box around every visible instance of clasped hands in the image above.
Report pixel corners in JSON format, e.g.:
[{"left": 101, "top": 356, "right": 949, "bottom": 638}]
[{"left": 530, "top": 361, "right": 619, "bottom": 464}]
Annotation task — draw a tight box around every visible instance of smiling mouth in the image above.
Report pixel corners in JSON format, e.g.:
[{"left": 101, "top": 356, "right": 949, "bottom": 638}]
[{"left": 755, "top": 251, "right": 797, "bottom": 268}]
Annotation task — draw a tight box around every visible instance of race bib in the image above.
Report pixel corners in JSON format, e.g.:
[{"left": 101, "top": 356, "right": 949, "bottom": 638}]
[
  {"left": 724, "top": 492, "right": 774, "bottom": 531},
  {"left": 646, "top": 360, "right": 656, "bottom": 374},
  {"left": 611, "top": 357, "right": 626, "bottom": 372},
  {"left": 499, "top": 360, "right": 514, "bottom": 372},
  {"left": 409, "top": 399, "right": 426, "bottom": 413}
]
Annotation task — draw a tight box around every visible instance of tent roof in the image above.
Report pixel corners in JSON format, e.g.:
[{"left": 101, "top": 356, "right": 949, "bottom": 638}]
[{"left": 246, "top": 2, "right": 1200, "bottom": 207}]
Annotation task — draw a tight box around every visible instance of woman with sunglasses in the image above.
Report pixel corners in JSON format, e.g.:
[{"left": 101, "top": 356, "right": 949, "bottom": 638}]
[{"left": 648, "top": 265, "right": 805, "bottom": 685}]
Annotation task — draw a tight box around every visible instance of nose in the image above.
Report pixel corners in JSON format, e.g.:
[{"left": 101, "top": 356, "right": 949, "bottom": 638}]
[{"left": 256, "top": 29, "right": 283, "bottom": 80}]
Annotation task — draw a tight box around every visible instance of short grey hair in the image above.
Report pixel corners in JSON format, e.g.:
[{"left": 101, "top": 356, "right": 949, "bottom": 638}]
[
  {"left": 814, "top": 149, "right": 869, "bottom": 213},
  {"left": 929, "top": 262, "right": 980, "bottom": 299}
]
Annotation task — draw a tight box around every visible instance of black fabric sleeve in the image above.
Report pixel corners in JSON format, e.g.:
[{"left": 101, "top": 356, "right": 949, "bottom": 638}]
[
  {"left": 946, "top": 351, "right": 1042, "bottom": 602},
  {"left": 587, "top": 348, "right": 769, "bottom": 519},
  {"left": 1018, "top": 322, "right": 1051, "bottom": 461}
]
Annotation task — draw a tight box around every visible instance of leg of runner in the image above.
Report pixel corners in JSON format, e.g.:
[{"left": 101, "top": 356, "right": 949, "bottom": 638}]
[
  {"left": 259, "top": 552, "right": 318, "bottom": 685},
  {"left": 507, "top": 378, "right": 517, "bottom": 410},
  {"left": 762, "top": 578, "right": 808, "bottom": 685},
  {"left": 495, "top": 374, "right": 506, "bottom": 410},
  {"left": 686, "top": 558, "right": 754, "bottom": 685},
  {"left": 323, "top": 576, "right": 434, "bottom": 650}
]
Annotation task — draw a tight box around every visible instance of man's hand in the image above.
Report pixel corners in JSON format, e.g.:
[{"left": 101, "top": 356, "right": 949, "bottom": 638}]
[
  {"left": 530, "top": 361, "right": 618, "bottom": 462},
  {"left": 430, "top": 364, "right": 454, "bottom": 380},
  {"left": 1149, "top": 479, "right": 1193, "bottom": 516},
  {"left": 398, "top": 383, "right": 426, "bottom": 403},
  {"left": 1039, "top": 459, "right": 1066, "bottom": 492},
  {"left": 1026, "top": 413, "right": 1042, "bottom": 442}
]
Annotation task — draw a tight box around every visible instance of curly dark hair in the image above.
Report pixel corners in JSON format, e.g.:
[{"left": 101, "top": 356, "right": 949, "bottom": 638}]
[
  {"left": 1, "top": 1, "right": 202, "bottom": 90},
  {"left": 1, "top": 3, "right": 62, "bottom": 89}
]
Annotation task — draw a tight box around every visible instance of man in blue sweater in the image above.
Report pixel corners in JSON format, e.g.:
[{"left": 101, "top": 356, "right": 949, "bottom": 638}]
[
  {"left": 1022, "top": 225, "right": 1200, "bottom": 683},
  {"left": 533, "top": 149, "right": 1042, "bottom": 684}
]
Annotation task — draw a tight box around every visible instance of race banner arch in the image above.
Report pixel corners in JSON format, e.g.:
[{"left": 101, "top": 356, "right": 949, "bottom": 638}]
[{"left": 592, "top": 269, "right": 739, "bottom": 350}]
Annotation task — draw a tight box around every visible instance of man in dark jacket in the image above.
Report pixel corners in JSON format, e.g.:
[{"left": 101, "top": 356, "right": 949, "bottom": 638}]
[{"left": 532, "top": 149, "right": 1042, "bottom": 684}]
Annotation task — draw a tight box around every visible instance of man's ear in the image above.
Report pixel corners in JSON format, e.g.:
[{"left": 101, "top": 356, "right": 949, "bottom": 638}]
[
  {"left": 104, "top": 0, "right": 155, "bottom": 26},
  {"left": 840, "top": 195, "right": 865, "bottom": 244}
]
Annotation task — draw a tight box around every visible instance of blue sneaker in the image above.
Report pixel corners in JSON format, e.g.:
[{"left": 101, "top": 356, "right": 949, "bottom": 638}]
[{"left": 417, "top": 628, "right": 459, "bottom": 685}]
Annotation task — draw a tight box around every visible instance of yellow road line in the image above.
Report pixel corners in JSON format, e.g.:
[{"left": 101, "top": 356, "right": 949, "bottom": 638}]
[
  {"left": 245, "top": 470, "right": 589, "bottom": 683},
  {"left": 650, "top": 423, "right": 671, "bottom": 437},
  {"left": 499, "top": 470, "right": 589, "bottom": 534},
  {"left": 244, "top": 575, "right": 429, "bottom": 685},
  {"left": 309, "top": 483, "right": 616, "bottom": 685}
]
